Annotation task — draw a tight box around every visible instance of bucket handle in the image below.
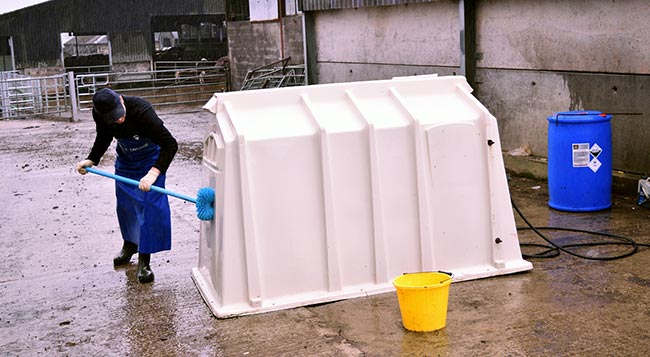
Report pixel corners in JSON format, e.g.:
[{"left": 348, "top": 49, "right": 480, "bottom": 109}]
[
  {"left": 400, "top": 270, "right": 453, "bottom": 284},
  {"left": 437, "top": 270, "right": 453, "bottom": 284}
]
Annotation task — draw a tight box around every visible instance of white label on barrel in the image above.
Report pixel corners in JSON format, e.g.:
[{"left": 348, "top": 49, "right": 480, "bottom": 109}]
[{"left": 572, "top": 143, "right": 590, "bottom": 167}]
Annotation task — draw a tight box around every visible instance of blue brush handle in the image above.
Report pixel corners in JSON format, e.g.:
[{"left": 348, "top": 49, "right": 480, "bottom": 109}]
[{"left": 85, "top": 166, "right": 197, "bottom": 203}]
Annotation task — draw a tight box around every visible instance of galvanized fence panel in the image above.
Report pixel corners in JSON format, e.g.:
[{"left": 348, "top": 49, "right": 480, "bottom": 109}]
[
  {"left": 76, "top": 62, "right": 230, "bottom": 114},
  {"left": 0, "top": 71, "right": 72, "bottom": 119},
  {"left": 240, "top": 57, "right": 305, "bottom": 91},
  {"left": 1, "top": 61, "right": 230, "bottom": 120}
]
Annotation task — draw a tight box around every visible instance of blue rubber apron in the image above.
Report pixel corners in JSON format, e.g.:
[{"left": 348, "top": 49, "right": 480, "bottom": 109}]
[{"left": 114, "top": 136, "right": 171, "bottom": 254}]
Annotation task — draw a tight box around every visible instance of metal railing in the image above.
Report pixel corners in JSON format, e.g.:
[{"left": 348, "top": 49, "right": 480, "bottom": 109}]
[
  {"left": 0, "top": 71, "right": 72, "bottom": 119},
  {"left": 153, "top": 60, "right": 230, "bottom": 89},
  {"left": 1, "top": 59, "right": 318, "bottom": 120},
  {"left": 76, "top": 63, "right": 230, "bottom": 114}
]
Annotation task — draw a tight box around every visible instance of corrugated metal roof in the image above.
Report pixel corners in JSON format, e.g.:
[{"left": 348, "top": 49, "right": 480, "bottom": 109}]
[{"left": 299, "top": 0, "right": 437, "bottom": 12}]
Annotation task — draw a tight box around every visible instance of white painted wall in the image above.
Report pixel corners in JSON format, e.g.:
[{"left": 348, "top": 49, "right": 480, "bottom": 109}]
[
  {"left": 250, "top": 0, "right": 278, "bottom": 21},
  {"left": 250, "top": 0, "right": 301, "bottom": 21}
]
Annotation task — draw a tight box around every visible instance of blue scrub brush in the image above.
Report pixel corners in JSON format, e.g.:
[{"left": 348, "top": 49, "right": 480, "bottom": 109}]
[{"left": 84, "top": 167, "right": 215, "bottom": 221}]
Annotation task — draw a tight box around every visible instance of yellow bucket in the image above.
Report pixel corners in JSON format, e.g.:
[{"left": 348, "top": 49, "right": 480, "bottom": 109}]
[{"left": 393, "top": 271, "right": 452, "bottom": 332}]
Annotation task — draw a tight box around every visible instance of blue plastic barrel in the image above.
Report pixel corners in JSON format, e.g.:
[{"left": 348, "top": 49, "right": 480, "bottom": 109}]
[{"left": 547, "top": 110, "right": 612, "bottom": 212}]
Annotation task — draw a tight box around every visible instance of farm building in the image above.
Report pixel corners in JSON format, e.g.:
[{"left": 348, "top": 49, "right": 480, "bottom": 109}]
[
  {"left": 0, "top": 0, "right": 649, "bottom": 178},
  {"left": 0, "top": 0, "right": 228, "bottom": 75},
  {"left": 0, "top": 0, "right": 304, "bottom": 89}
]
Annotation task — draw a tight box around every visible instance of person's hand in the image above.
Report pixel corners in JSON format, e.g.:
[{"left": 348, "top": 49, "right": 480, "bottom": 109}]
[
  {"left": 76, "top": 159, "right": 95, "bottom": 175},
  {"left": 139, "top": 168, "right": 160, "bottom": 192}
]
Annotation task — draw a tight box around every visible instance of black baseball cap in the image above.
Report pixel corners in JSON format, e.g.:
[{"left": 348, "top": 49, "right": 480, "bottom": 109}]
[{"left": 93, "top": 88, "right": 125, "bottom": 124}]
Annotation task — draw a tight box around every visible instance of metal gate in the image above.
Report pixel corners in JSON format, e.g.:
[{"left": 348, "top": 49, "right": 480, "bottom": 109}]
[
  {"left": 76, "top": 61, "right": 229, "bottom": 114},
  {"left": 1, "top": 60, "right": 230, "bottom": 121},
  {"left": 0, "top": 71, "right": 72, "bottom": 119}
]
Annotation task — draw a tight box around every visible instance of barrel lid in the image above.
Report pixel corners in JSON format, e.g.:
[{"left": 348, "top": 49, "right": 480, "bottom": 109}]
[{"left": 547, "top": 110, "right": 612, "bottom": 123}]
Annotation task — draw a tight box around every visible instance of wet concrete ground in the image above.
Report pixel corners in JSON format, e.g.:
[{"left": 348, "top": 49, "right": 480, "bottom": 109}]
[{"left": 1, "top": 110, "right": 649, "bottom": 356}]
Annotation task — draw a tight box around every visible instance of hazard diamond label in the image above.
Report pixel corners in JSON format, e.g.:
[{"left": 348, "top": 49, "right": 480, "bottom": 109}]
[
  {"left": 589, "top": 157, "right": 602, "bottom": 172},
  {"left": 590, "top": 143, "right": 603, "bottom": 158}
]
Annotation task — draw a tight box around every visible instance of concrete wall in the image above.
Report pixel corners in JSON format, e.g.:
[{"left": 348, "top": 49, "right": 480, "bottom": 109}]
[
  {"left": 227, "top": 15, "right": 304, "bottom": 90},
  {"left": 313, "top": 1, "right": 460, "bottom": 83},
  {"left": 475, "top": 0, "right": 650, "bottom": 174},
  {"left": 309, "top": 0, "right": 650, "bottom": 175}
]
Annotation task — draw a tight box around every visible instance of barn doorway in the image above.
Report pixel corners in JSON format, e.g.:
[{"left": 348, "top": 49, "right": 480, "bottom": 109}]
[
  {"left": 0, "top": 36, "right": 14, "bottom": 71},
  {"left": 61, "top": 32, "right": 111, "bottom": 74}
]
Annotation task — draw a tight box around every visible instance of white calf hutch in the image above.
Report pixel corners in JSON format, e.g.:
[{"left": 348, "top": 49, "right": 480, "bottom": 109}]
[{"left": 193, "top": 75, "right": 532, "bottom": 318}]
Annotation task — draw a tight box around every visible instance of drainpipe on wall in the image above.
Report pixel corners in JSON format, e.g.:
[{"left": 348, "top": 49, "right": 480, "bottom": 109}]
[
  {"left": 459, "top": 0, "right": 476, "bottom": 92},
  {"left": 302, "top": 11, "right": 316, "bottom": 85},
  {"left": 278, "top": 0, "right": 285, "bottom": 59}
]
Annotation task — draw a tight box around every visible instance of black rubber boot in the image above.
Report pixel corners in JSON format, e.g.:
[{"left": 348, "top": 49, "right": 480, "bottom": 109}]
[
  {"left": 137, "top": 253, "right": 154, "bottom": 284},
  {"left": 113, "top": 241, "right": 138, "bottom": 266}
]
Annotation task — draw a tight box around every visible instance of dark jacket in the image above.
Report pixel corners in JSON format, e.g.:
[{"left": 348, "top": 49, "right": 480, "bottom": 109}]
[{"left": 87, "top": 95, "right": 178, "bottom": 174}]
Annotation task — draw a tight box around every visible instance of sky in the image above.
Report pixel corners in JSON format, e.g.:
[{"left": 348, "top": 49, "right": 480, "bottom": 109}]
[{"left": 0, "top": 0, "right": 50, "bottom": 15}]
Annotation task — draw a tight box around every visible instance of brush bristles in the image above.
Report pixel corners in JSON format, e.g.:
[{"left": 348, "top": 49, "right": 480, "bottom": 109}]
[{"left": 196, "top": 187, "right": 215, "bottom": 221}]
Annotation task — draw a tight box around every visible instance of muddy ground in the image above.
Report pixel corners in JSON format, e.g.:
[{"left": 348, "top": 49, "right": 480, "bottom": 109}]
[{"left": 1, "top": 108, "right": 649, "bottom": 356}]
